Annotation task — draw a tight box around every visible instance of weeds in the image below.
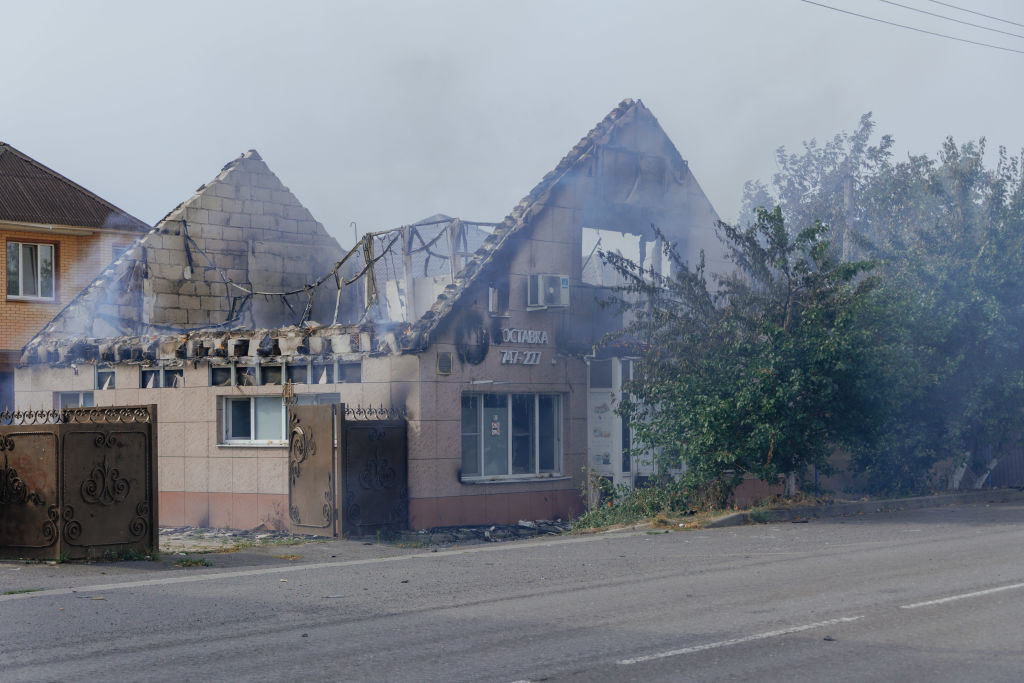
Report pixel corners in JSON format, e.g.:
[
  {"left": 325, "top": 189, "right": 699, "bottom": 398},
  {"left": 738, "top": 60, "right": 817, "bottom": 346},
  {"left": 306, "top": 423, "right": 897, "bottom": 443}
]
[
  {"left": 572, "top": 479, "right": 693, "bottom": 531},
  {"left": 2, "top": 588, "right": 42, "bottom": 595},
  {"left": 173, "top": 556, "right": 213, "bottom": 568}
]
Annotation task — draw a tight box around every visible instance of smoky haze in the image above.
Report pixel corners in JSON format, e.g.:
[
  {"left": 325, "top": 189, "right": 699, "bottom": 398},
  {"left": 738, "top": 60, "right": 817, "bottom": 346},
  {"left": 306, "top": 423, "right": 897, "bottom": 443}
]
[{"left": 0, "top": 0, "right": 1020, "bottom": 247}]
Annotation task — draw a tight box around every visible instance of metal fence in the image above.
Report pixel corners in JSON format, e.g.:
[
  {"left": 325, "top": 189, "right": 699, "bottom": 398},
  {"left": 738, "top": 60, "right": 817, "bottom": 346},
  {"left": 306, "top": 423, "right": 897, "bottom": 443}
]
[{"left": 0, "top": 405, "right": 157, "bottom": 560}]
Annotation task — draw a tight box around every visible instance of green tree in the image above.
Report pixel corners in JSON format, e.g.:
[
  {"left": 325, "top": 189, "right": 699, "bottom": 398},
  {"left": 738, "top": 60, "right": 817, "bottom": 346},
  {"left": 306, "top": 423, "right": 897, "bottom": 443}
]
[{"left": 605, "top": 207, "right": 882, "bottom": 505}]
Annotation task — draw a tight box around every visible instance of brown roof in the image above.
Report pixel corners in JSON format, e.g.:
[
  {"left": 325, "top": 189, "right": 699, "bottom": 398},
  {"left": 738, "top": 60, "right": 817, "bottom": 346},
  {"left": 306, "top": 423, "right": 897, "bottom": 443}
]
[{"left": 0, "top": 143, "right": 150, "bottom": 232}]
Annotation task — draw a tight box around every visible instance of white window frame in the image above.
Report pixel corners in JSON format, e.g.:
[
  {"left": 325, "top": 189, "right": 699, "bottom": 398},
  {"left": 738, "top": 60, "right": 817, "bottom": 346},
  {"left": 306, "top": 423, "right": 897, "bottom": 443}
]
[
  {"left": 6, "top": 241, "right": 55, "bottom": 301},
  {"left": 221, "top": 392, "right": 341, "bottom": 446},
  {"left": 56, "top": 391, "right": 94, "bottom": 409},
  {"left": 461, "top": 392, "right": 563, "bottom": 481}
]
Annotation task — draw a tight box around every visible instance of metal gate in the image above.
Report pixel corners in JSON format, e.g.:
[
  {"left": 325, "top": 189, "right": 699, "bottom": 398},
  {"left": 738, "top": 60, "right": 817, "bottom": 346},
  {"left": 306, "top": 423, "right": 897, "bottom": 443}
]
[
  {"left": 0, "top": 406, "right": 158, "bottom": 560},
  {"left": 288, "top": 404, "right": 407, "bottom": 537}
]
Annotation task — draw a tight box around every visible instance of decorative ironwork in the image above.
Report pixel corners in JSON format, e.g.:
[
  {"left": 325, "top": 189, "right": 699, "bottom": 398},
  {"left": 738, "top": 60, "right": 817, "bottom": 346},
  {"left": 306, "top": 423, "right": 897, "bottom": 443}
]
[
  {"left": 0, "top": 406, "right": 152, "bottom": 426},
  {"left": 287, "top": 405, "right": 336, "bottom": 534},
  {"left": 129, "top": 501, "right": 149, "bottom": 538},
  {"left": 358, "top": 454, "right": 396, "bottom": 490},
  {"left": 0, "top": 404, "right": 156, "bottom": 560},
  {"left": 41, "top": 505, "right": 60, "bottom": 546},
  {"left": 80, "top": 453, "right": 131, "bottom": 506},
  {"left": 344, "top": 405, "right": 406, "bottom": 421},
  {"left": 62, "top": 505, "right": 82, "bottom": 542},
  {"left": 0, "top": 453, "right": 44, "bottom": 507},
  {"left": 288, "top": 412, "right": 317, "bottom": 487},
  {"left": 340, "top": 421, "right": 408, "bottom": 537}
]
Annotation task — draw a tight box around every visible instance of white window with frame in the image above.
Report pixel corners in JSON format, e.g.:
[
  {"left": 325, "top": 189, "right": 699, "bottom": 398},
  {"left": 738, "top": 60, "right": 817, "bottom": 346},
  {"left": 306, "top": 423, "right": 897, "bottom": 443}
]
[
  {"left": 6, "top": 241, "right": 55, "bottom": 300},
  {"left": 56, "top": 392, "right": 94, "bottom": 409},
  {"left": 461, "top": 393, "right": 562, "bottom": 479},
  {"left": 222, "top": 392, "right": 340, "bottom": 445}
]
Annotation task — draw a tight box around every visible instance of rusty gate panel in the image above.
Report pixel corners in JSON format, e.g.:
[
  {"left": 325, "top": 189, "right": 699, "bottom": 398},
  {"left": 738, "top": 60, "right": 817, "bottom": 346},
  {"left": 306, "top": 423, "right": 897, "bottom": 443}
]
[
  {"left": 0, "top": 430, "right": 60, "bottom": 558},
  {"left": 0, "top": 406, "right": 157, "bottom": 561},
  {"left": 339, "top": 418, "right": 408, "bottom": 537},
  {"left": 288, "top": 404, "right": 337, "bottom": 536},
  {"left": 61, "top": 427, "right": 154, "bottom": 554}
]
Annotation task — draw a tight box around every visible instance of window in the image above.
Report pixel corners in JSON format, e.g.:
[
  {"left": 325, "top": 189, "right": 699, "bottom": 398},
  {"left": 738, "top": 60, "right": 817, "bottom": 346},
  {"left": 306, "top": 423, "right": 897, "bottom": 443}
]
[
  {"left": 7, "top": 241, "right": 55, "bottom": 299},
  {"left": 96, "top": 369, "right": 116, "bottom": 391},
  {"left": 488, "top": 279, "right": 509, "bottom": 316},
  {"left": 56, "top": 392, "right": 94, "bottom": 409},
  {"left": 461, "top": 393, "right": 561, "bottom": 479},
  {"left": 209, "top": 360, "right": 361, "bottom": 386},
  {"left": 140, "top": 366, "right": 183, "bottom": 388},
  {"left": 222, "top": 392, "right": 340, "bottom": 444}
]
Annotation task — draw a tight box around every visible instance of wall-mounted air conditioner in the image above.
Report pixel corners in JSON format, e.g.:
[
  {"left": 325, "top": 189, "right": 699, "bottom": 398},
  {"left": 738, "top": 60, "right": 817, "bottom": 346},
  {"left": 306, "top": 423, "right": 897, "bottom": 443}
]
[{"left": 528, "top": 274, "right": 570, "bottom": 309}]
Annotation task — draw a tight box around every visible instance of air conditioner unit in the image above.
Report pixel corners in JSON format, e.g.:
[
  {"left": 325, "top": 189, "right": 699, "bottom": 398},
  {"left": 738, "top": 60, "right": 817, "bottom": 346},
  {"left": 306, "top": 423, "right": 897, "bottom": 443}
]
[{"left": 528, "top": 274, "right": 570, "bottom": 309}]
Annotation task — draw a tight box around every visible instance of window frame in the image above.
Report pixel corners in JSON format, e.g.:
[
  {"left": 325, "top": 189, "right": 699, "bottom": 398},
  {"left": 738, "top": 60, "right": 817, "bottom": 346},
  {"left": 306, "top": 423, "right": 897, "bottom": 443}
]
[
  {"left": 55, "top": 391, "right": 94, "bottom": 409},
  {"left": 460, "top": 392, "right": 563, "bottom": 481},
  {"left": 95, "top": 368, "right": 116, "bottom": 391},
  {"left": 220, "top": 392, "right": 342, "bottom": 446},
  {"left": 139, "top": 365, "right": 184, "bottom": 389},
  {"left": 6, "top": 240, "right": 56, "bottom": 301},
  {"left": 209, "top": 360, "right": 361, "bottom": 387}
]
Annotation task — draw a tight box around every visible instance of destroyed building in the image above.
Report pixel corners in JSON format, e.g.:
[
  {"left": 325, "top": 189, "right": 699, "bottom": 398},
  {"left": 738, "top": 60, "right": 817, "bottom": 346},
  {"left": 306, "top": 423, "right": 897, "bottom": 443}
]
[
  {"left": 0, "top": 142, "right": 151, "bottom": 410},
  {"left": 17, "top": 99, "right": 722, "bottom": 530}
]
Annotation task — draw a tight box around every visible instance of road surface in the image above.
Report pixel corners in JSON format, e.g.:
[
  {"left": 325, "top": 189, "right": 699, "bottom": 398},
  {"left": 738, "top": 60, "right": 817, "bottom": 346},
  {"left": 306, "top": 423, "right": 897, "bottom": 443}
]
[{"left": 3, "top": 499, "right": 1023, "bottom": 681}]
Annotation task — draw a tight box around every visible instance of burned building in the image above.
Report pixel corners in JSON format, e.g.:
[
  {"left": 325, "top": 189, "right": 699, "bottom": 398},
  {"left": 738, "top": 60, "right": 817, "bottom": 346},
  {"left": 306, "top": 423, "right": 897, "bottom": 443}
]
[{"left": 18, "top": 99, "right": 721, "bottom": 530}]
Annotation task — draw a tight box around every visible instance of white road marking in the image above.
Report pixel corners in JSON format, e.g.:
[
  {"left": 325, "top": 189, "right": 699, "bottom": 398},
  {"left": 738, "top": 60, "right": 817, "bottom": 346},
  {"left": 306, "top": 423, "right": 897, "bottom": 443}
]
[
  {"left": 900, "top": 581, "right": 1024, "bottom": 609},
  {"left": 617, "top": 616, "right": 864, "bottom": 665},
  {"left": 0, "top": 532, "right": 641, "bottom": 602}
]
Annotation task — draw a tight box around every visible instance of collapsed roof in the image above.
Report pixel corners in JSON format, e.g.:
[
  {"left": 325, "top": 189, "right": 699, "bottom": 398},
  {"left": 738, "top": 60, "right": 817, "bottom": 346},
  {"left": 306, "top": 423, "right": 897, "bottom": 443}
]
[{"left": 22, "top": 98, "right": 720, "bottom": 366}]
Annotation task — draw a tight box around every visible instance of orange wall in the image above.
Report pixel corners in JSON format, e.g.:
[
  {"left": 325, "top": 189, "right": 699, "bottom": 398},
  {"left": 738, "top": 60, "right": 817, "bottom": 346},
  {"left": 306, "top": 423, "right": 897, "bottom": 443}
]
[{"left": 1, "top": 228, "right": 136, "bottom": 358}]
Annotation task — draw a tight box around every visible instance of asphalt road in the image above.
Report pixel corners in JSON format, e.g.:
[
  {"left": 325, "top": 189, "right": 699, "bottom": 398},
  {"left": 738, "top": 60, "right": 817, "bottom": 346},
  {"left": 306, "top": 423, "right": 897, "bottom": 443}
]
[{"left": 3, "top": 500, "right": 1023, "bottom": 682}]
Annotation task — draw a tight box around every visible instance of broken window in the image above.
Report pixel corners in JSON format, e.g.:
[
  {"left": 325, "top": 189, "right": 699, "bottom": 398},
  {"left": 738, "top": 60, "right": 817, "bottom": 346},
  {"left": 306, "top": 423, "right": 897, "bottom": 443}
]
[
  {"left": 338, "top": 362, "right": 361, "bottom": 383},
  {"left": 140, "top": 366, "right": 184, "bottom": 388},
  {"left": 6, "top": 241, "right": 55, "bottom": 299},
  {"left": 95, "top": 369, "right": 116, "bottom": 391},
  {"left": 488, "top": 279, "right": 510, "bottom": 316},
  {"left": 461, "top": 393, "right": 562, "bottom": 479},
  {"left": 260, "top": 365, "right": 283, "bottom": 386}
]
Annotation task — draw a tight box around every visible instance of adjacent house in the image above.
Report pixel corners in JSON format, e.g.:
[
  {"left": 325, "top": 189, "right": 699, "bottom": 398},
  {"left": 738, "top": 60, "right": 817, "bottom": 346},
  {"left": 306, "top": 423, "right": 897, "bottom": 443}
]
[
  {"left": 0, "top": 143, "right": 150, "bottom": 409},
  {"left": 17, "top": 99, "right": 723, "bottom": 531}
]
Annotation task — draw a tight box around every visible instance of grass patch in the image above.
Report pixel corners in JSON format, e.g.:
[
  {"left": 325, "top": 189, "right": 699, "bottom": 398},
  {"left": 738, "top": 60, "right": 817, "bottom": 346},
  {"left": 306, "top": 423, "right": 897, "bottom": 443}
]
[
  {"left": 2, "top": 588, "right": 43, "bottom": 595},
  {"left": 272, "top": 554, "right": 302, "bottom": 561},
  {"left": 572, "top": 480, "right": 694, "bottom": 531}
]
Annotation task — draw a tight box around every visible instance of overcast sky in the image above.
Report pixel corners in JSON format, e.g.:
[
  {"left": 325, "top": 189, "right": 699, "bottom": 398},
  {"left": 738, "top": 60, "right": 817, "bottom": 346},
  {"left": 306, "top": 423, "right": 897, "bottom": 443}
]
[{"left": 2, "top": 0, "right": 1019, "bottom": 248}]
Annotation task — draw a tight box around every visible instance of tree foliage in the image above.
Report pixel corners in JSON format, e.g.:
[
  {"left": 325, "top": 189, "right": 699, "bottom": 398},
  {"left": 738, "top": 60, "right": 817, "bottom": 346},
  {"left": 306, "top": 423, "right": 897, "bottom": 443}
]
[
  {"left": 605, "top": 208, "right": 882, "bottom": 504},
  {"left": 604, "top": 116, "right": 1024, "bottom": 500}
]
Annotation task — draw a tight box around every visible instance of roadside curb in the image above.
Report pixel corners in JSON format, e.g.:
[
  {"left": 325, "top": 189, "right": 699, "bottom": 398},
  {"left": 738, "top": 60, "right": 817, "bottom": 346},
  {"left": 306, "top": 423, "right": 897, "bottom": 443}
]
[{"left": 704, "top": 488, "right": 1024, "bottom": 528}]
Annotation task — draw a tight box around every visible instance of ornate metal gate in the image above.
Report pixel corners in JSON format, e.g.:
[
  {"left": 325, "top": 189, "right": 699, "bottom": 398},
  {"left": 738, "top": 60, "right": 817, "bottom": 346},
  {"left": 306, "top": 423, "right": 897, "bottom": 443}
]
[
  {"left": 287, "top": 404, "right": 407, "bottom": 537},
  {"left": 287, "top": 404, "right": 338, "bottom": 536},
  {"left": 0, "top": 406, "right": 158, "bottom": 560},
  {"left": 339, "top": 411, "right": 407, "bottom": 537}
]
